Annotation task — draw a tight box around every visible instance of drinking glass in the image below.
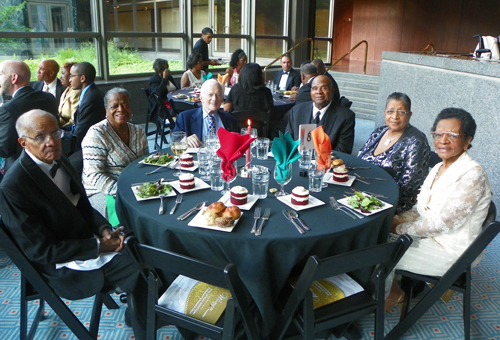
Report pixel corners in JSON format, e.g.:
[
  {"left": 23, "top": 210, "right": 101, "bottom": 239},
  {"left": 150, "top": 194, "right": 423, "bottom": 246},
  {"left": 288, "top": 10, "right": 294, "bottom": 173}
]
[
  {"left": 255, "top": 138, "right": 270, "bottom": 160},
  {"left": 240, "top": 128, "right": 258, "bottom": 161},
  {"left": 273, "top": 163, "right": 292, "bottom": 197},
  {"left": 197, "top": 147, "right": 211, "bottom": 181},
  {"left": 221, "top": 160, "right": 238, "bottom": 195},
  {"left": 204, "top": 132, "right": 220, "bottom": 156},
  {"left": 317, "top": 164, "right": 329, "bottom": 188},
  {"left": 170, "top": 131, "right": 187, "bottom": 177},
  {"left": 251, "top": 165, "right": 270, "bottom": 199},
  {"left": 209, "top": 155, "right": 224, "bottom": 191},
  {"left": 299, "top": 149, "right": 313, "bottom": 169}
]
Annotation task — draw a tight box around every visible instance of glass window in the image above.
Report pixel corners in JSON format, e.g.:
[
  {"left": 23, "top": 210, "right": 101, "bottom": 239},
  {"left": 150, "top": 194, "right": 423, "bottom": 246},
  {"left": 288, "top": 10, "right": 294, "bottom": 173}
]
[
  {"left": 192, "top": 0, "right": 210, "bottom": 33},
  {"left": 255, "top": 0, "right": 285, "bottom": 36},
  {"left": 314, "top": 0, "right": 333, "bottom": 63}
]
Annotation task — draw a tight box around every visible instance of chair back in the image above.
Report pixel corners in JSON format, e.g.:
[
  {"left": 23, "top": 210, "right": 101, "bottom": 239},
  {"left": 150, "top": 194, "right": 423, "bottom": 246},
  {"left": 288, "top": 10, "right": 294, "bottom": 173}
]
[
  {"left": 169, "top": 98, "right": 199, "bottom": 117},
  {"left": 482, "top": 201, "right": 497, "bottom": 228},
  {"left": 68, "top": 149, "right": 83, "bottom": 177},
  {"left": 230, "top": 110, "right": 270, "bottom": 137},
  {"left": 271, "top": 235, "right": 412, "bottom": 340},
  {"left": 124, "top": 236, "right": 261, "bottom": 340}
]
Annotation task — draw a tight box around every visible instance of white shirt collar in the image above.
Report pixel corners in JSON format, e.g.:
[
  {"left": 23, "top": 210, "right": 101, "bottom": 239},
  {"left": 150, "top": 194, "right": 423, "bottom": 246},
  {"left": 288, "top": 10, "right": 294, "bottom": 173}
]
[{"left": 312, "top": 101, "right": 333, "bottom": 121}]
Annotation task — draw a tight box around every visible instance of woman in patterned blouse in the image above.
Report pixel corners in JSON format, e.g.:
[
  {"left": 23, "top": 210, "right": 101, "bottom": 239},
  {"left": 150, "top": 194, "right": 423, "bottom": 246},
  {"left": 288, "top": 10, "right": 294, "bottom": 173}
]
[{"left": 358, "top": 92, "right": 430, "bottom": 214}]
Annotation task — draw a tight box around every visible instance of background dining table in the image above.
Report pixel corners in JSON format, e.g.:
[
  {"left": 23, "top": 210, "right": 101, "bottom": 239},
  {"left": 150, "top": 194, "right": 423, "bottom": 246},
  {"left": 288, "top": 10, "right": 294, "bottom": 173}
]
[{"left": 116, "top": 150, "right": 399, "bottom": 336}]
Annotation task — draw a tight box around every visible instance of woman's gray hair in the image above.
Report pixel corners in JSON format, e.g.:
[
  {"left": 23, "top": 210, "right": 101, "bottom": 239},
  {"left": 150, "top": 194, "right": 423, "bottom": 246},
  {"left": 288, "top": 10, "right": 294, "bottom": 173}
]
[
  {"left": 385, "top": 92, "right": 411, "bottom": 112},
  {"left": 104, "top": 87, "right": 131, "bottom": 109},
  {"left": 16, "top": 109, "right": 56, "bottom": 137}
]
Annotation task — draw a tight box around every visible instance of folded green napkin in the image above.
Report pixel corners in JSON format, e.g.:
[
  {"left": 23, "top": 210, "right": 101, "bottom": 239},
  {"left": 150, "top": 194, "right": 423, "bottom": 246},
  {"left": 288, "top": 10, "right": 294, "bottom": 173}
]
[
  {"left": 271, "top": 131, "right": 301, "bottom": 182},
  {"left": 203, "top": 72, "right": 213, "bottom": 81}
]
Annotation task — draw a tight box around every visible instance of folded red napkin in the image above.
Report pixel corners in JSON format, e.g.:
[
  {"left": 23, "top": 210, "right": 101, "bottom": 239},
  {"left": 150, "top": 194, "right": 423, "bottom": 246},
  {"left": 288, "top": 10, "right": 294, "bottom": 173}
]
[
  {"left": 311, "top": 126, "right": 331, "bottom": 170},
  {"left": 216, "top": 128, "right": 256, "bottom": 181}
]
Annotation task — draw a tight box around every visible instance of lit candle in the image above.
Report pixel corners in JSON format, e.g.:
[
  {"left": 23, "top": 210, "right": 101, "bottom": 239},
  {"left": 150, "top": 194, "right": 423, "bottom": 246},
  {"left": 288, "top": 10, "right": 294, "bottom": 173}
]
[{"left": 246, "top": 119, "right": 251, "bottom": 168}]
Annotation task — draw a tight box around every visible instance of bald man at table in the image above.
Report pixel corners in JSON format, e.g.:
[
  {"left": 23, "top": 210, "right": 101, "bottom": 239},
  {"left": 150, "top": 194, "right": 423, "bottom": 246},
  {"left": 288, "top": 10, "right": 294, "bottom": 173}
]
[{"left": 173, "top": 79, "right": 238, "bottom": 147}]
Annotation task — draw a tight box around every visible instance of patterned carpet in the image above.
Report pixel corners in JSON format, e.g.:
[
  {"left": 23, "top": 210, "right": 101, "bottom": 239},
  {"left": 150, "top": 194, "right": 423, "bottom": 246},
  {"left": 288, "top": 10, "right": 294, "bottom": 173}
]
[{"left": 1, "top": 232, "right": 500, "bottom": 340}]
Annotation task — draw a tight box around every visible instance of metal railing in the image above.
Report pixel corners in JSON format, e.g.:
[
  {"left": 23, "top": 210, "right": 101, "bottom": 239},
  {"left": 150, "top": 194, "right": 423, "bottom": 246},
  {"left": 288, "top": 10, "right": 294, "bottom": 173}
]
[
  {"left": 327, "top": 40, "right": 368, "bottom": 74},
  {"left": 423, "top": 43, "right": 435, "bottom": 53},
  {"left": 263, "top": 38, "right": 314, "bottom": 81}
]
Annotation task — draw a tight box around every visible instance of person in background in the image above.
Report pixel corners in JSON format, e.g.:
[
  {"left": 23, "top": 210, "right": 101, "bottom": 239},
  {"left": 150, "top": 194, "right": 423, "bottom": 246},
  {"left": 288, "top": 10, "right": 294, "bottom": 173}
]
[
  {"left": 82, "top": 88, "right": 148, "bottom": 216},
  {"left": 0, "top": 60, "right": 58, "bottom": 175},
  {"left": 273, "top": 54, "right": 301, "bottom": 91},
  {"left": 32, "top": 59, "right": 66, "bottom": 103},
  {"left": 192, "top": 27, "right": 219, "bottom": 74},
  {"left": 311, "top": 59, "right": 341, "bottom": 105},
  {"left": 291, "top": 62, "right": 317, "bottom": 104},
  {"left": 58, "top": 62, "right": 81, "bottom": 128},
  {"left": 0, "top": 109, "right": 147, "bottom": 339},
  {"left": 358, "top": 92, "right": 430, "bottom": 214},
  {"left": 285, "top": 75, "right": 355, "bottom": 153},
  {"left": 386, "top": 108, "right": 491, "bottom": 310},
  {"left": 63, "top": 62, "right": 105, "bottom": 152},
  {"left": 180, "top": 53, "right": 206, "bottom": 89},
  {"left": 174, "top": 79, "right": 238, "bottom": 148},
  {"left": 147, "top": 58, "right": 178, "bottom": 123},
  {"left": 224, "top": 49, "right": 247, "bottom": 86}
]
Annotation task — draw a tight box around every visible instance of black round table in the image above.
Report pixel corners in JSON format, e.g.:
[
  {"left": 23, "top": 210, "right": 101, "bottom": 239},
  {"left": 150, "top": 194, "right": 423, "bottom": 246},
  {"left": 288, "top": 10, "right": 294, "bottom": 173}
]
[{"left": 116, "top": 151, "right": 399, "bottom": 335}]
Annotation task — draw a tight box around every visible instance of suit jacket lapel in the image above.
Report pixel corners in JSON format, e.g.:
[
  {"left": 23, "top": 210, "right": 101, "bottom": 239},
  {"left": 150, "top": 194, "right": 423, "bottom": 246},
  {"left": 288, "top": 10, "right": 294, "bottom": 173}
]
[
  {"left": 320, "top": 104, "right": 338, "bottom": 136},
  {"left": 190, "top": 107, "right": 204, "bottom": 139}
]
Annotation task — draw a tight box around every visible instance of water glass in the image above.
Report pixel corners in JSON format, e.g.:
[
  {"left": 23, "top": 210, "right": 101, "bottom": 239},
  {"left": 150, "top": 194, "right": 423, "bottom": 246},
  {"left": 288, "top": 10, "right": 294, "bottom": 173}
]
[
  {"left": 251, "top": 165, "right": 270, "bottom": 199},
  {"left": 209, "top": 155, "right": 224, "bottom": 191},
  {"left": 308, "top": 168, "right": 324, "bottom": 192},
  {"left": 204, "top": 132, "right": 220, "bottom": 155},
  {"left": 241, "top": 127, "right": 258, "bottom": 160},
  {"left": 299, "top": 149, "right": 313, "bottom": 169},
  {"left": 197, "top": 148, "right": 210, "bottom": 181},
  {"left": 255, "top": 138, "right": 270, "bottom": 160}
]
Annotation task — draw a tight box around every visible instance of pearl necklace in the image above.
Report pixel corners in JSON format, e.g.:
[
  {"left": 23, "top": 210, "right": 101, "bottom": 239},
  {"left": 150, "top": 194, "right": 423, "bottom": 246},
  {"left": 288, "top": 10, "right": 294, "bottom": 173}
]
[{"left": 383, "top": 132, "right": 403, "bottom": 146}]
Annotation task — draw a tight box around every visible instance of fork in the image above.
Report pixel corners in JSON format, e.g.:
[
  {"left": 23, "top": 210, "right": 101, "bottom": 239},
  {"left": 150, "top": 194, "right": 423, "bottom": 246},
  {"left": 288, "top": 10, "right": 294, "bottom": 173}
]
[
  {"left": 329, "top": 196, "right": 357, "bottom": 219},
  {"left": 146, "top": 166, "right": 165, "bottom": 175},
  {"left": 158, "top": 194, "right": 165, "bottom": 215},
  {"left": 255, "top": 208, "right": 270, "bottom": 236},
  {"left": 354, "top": 172, "right": 387, "bottom": 181},
  {"left": 170, "top": 194, "right": 183, "bottom": 215},
  {"left": 330, "top": 196, "right": 365, "bottom": 219},
  {"left": 345, "top": 166, "right": 371, "bottom": 170},
  {"left": 250, "top": 207, "right": 261, "bottom": 234}
]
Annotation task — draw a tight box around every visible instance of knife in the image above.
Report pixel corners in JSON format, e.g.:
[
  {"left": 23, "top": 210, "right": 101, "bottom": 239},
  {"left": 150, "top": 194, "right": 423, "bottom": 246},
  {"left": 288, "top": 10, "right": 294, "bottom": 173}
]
[
  {"left": 177, "top": 201, "right": 207, "bottom": 220},
  {"left": 282, "top": 210, "right": 305, "bottom": 234}
]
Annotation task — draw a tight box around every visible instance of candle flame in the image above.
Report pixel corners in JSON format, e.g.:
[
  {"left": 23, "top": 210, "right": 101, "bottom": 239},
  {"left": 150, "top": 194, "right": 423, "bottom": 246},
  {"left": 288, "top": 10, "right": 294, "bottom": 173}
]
[{"left": 247, "top": 119, "right": 251, "bottom": 126}]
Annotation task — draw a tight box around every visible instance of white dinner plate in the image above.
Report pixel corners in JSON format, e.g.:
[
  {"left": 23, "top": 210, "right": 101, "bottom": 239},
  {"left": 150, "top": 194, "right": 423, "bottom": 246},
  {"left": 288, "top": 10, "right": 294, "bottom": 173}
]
[
  {"left": 169, "top": 177, "right": 210, "bottom": 194},
  {"left": 173, "top": 161, "right": 199, "bottom": 171},
  {"left": 277, "top": 194, "right": 325, "bottom": 211},
  {"left": 337, "top": 195, "right": 393, "bottom": 216},
  {"left": 131, "top": 182, "right": 177, "bottom": 201},
  {"left": 188, "top": 208, "right": 242, "bottom": 232},
  {"left": 218, "top": 192, "right": 259, "bottom": 210},
  {"left": 323, "top": 173, "right": 356, "bottom": 187}
]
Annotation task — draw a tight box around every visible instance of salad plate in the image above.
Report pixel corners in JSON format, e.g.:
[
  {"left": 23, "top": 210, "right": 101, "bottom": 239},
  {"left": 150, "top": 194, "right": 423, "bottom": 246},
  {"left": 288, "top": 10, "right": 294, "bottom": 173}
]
[
  {"left": 337, "top": 192, "right": 392, "bottom": 216},
  {"left": 131, "top": 181, "right": 176, "bottom": 201},
  {"left": 139, "top": 153, "right": 175, "bottom": 167}
]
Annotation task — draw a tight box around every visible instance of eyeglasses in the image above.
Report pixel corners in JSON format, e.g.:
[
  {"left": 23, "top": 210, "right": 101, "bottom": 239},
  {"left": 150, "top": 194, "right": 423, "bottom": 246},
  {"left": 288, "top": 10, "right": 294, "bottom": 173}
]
[
  {"left": 69, "top": 74, "right": 80, "bottom": 78},
  {"left": 385, "top": 110, "right": 410, "bottom": 116},
  {"left": 23, "top": 130, "right": 64, "bottom": 144},
  {"left": 430, "top": 131, "right": 463, "bottom": 142}
]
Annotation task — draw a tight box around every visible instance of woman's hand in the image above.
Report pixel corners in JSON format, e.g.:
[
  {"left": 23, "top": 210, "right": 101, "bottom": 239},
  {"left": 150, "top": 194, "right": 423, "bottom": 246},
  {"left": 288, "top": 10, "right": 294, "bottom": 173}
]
[
  {"left": 162, "top": 68, "right": 170, "bottom": 79},
  {"left": 99, "top": 226, "right": 126, "bottom": 253}
]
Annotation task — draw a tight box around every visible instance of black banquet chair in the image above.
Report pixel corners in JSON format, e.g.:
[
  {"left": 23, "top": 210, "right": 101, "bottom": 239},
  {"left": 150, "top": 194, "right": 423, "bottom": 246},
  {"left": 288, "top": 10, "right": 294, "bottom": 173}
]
[
  {"left": 0, "top": 216, "right": 120, "bottom": 340},
  {"left": 230, "top": 110, "right": 271, "bottom": 137},
  {"left": 270, "top": 234, "right": 412, "bottom": 340},
  {"left": 386, "top": 202, "right": 498, "bottom": 340},
  {"left": 124, "top": 236, "right": 262, "bottom": 340},
  {"left": 150, "top": 92, "right": 176, "bottom": 150}
]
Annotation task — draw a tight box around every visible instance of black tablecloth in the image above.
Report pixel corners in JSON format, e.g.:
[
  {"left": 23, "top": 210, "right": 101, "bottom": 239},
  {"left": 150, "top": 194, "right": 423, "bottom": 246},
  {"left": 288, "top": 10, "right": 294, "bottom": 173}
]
[{"left": 116, "top": 152, "right": 399, "bottom": 335}]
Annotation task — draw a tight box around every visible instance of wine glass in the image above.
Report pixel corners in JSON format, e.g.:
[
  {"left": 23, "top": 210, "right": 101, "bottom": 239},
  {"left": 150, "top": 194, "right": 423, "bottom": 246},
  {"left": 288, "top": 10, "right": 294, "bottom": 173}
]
[
  {"left": 274, "top": 163, "right": 292, "bottom": 197},
  {"left": 221, "top": 160, "right": 238, "bottom": 195},
  {"left": 317, "top": 163, "right": 329, "bottom": 188},
  {"left": 170, "top": 131, "right": 187, "bottom": 177}
]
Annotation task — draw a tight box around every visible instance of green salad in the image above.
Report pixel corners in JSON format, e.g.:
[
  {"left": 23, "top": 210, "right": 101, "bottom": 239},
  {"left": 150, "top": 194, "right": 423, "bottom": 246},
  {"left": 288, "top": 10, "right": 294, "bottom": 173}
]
[
  {"left": 143, "top": 153, "right": 174, "bottom": 165},
  {"left": 136, "top": 180, "right": 173, "bottom": 198},
  {"left": 346, "top": 191, "right": 384, "bottom": 213}
]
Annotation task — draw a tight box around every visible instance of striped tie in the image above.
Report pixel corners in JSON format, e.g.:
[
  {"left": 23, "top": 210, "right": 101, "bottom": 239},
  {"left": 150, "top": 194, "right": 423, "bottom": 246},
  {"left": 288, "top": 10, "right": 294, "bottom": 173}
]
[
  {"left": 315, "top": 111, "right": 320, "bottom": 125},
  {"left": 208, "top": 114, "right": 216, "bottom": 134}
]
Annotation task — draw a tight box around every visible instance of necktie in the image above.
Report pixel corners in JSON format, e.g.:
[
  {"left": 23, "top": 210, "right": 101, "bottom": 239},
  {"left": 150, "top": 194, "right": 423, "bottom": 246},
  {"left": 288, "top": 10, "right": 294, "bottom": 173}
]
[
  {"left": 315, "top": 111, "right": 320, "bottom": 125},
  {"left": 208, "top": 114, "right": 216, "bottom": 134},
  {"left": 43, "top": 84, "right": 49, "bottom": 92},
  {"left": 50, "top": 162, "right": 59, "bottom": 178}
]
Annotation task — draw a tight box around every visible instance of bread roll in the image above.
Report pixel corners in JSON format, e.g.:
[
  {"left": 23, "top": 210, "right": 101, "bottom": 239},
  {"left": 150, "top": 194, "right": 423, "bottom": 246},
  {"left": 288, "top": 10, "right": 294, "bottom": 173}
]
[
  {"left": 205, "top": 202, "right": 226, "bottom": 215},
  {"left": 221, "top": 206, "right": 242, "bottom": 220},
  {"left": 215, "top": 217, "right": 234, "bottom": 228},
  {"left": 203, "top": 212, "right": 219, "bottom": 225},
  {"left": 331, "top": 158, "right": 344, "bottom": 167}
]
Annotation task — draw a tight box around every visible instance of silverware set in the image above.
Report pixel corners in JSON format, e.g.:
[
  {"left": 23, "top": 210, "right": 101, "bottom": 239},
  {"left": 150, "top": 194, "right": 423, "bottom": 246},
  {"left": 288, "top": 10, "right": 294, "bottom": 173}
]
[
  {"left": 178, "top": 201, "right": 206, "bottom": 220},
  {"left": 354, "top": 172, "right": 387, "bottom": 182},
  {"left": 282, "top": 210, "right": 305, "bottom": 234},
  {"left": 255, "top": 208, "right": 271, "bottom": 236},
  {"left": 251, "top": 207, "right": 261, "bottom": 234},
  {"left": 329, "top": 196, "right": 365, "bottom": 219}
]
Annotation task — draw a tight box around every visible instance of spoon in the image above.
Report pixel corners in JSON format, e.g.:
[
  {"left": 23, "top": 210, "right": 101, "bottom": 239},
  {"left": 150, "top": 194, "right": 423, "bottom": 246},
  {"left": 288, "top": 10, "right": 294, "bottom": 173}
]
[
  {"left": 282, "top": 210, "right": 305, "bottom": 234},
  {"left": 177, "top": 201, "right": 207, "bottom": 220},
  {"left": 158, "top": 194, "right": 165, "bottom": 215},
  {"left": 288, "top": 210, "right": 311, "bottom": 231}
]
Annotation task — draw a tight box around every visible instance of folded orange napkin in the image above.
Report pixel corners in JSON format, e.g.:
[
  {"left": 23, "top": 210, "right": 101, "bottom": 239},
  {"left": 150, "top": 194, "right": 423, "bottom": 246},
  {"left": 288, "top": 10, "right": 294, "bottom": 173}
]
[
  {"left": 218, "top": 73, "right": 230, "bottom": 86},
  {"left": 216, "top": 128, "right": 256, "bottom": 181},
  {"left": 311, "top": 126, "right": 331, "bottom": 170}
]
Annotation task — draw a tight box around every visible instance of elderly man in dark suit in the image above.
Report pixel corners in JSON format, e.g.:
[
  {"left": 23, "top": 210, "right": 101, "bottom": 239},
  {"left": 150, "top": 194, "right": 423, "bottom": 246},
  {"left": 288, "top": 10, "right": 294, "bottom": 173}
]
[
  {"left": 0, "top": 109, "right": 146, "bottom": 339},
  {"left": 312, "top": 59, "right": 341, "bottom": 105},
  {"left": 63, "top": 62, "right": 105, "bottom": 151},
  {"left": 293, "top": 62, "right": 318, "bottom": 104},
  {"left": 0, "top": 60, "right": 58, "bottom": 175},
  {"left": 173, "top": 79, "right": 238, "bottom": 148},
  {"left": 285, "top": 75, "right": 355, "bottom": 154},
  {"left": 273, "top": 54, "right": 301, "bottom": 91},
  {"left": 32, "top": 59, "right": 66, "bottom": 103}
]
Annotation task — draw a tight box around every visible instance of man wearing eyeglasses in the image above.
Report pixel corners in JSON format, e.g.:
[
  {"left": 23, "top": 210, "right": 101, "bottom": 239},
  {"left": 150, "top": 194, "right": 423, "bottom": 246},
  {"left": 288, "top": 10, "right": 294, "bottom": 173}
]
[
  {"left": 0, "top": 109, "right": 148, "bottom": 340},
  {"left": 62, "top": 62, "right": 105, "bottom": 153},
  {"left": 0, "top": 60, "right": 58, "bottom": 176}
]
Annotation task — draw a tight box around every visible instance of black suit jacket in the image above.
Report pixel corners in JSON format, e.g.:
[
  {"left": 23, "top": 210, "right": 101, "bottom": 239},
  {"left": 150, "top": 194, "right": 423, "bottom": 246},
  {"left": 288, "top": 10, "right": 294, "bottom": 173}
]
[
  {"left": 295, "top": 81, "right": 313, "bottom": 104},
  {"left": 274, "top": 68, "right": 301, "bottom": 91},
  {"left": 324, "top": 72, "right": 341, "bottom": 105},
  {"left": 63, "top": 84, "right": 105, "bottom": 150},
  {"left": 0, "top": 86, "right": 58, "bottom": 173},
  {"left": 147, "top": 73, "right": 178, "bottom": 121},
  {"left": 32, "top": 79, "right": 66, "bottom": 103},
  {"left": 285, "top": 101, "right": 356, "bottom": 154},
  {"left": 0, "top": 151, "right": 109, "bottom": 299}
]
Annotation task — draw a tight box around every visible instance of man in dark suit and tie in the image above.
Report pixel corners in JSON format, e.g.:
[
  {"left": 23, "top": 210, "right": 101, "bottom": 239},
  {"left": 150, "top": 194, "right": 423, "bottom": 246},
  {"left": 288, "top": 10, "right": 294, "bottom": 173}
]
[
  {"left": 63, "top": 62, "right": 105, "bottom": 152},
  {"left": 312, "top": 59, "right": 341, "bottom": 105},
  {"left": 285, "top": 75, "right": 355, "bottom": 154},
  {"left": 31, "top": 59, "right": 66, "bottom": 103},
  {"left": 273, "top": 54, "right": 301, "bottom": 91},
  {"left": 173, "top": 79, "right": 238, "bottom": 148},
  {"left": 0, "top": 60, "right": 58, "bottom": 175},
  {"left": 293, "top": 62, "right": 318, "bottom": 104},
  {"left": 0, "top": 109, "right": 147, "bottom": 339}
]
